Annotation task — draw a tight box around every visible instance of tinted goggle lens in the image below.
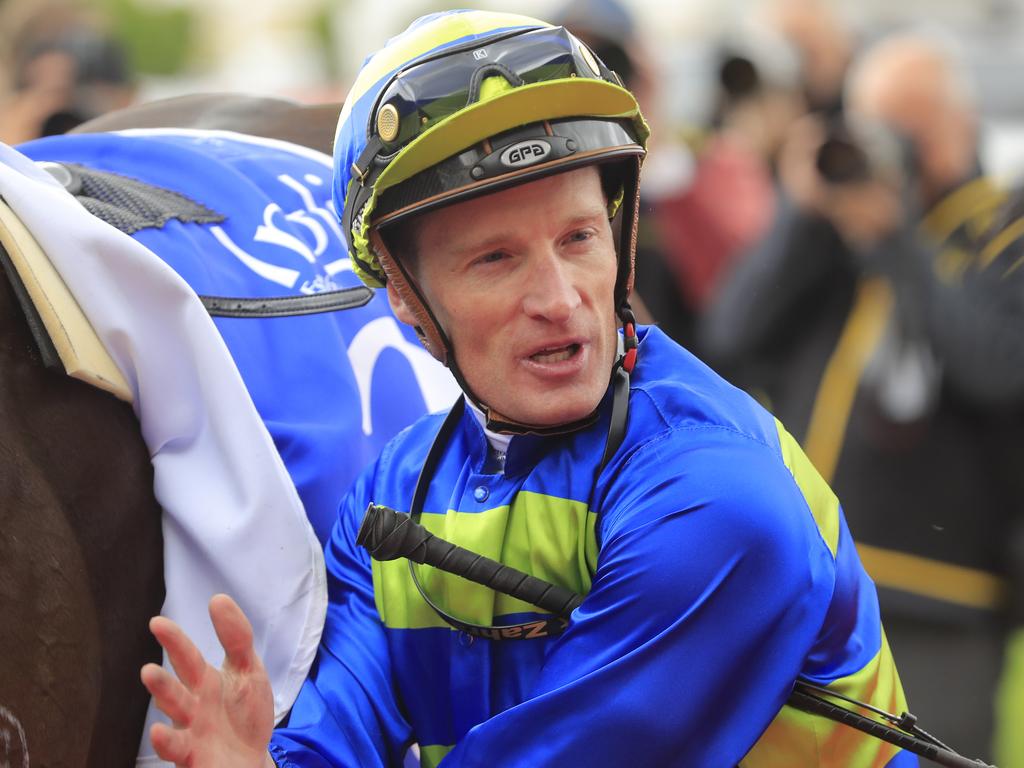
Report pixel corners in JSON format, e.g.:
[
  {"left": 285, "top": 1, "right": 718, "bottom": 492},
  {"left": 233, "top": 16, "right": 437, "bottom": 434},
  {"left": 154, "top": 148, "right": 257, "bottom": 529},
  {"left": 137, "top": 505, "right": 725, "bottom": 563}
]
[{"left": 373, "top": 27, "right": 607, "bottom": 151}]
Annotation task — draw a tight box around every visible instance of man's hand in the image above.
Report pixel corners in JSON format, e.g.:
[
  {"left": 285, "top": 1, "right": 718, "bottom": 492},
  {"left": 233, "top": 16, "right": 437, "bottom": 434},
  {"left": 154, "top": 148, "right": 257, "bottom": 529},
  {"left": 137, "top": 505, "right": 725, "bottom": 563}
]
[{"left": 141, "top": 594, "right": 276, "bottom": 768}]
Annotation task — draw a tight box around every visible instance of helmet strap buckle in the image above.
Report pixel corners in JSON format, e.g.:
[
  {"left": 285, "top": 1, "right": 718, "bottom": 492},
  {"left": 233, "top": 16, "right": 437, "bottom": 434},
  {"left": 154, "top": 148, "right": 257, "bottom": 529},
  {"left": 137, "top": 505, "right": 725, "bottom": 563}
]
[
  {"left": 351, "top": 135, "right": 386, "bottom": 186},
  {"left": 618, "top": 303, "right": 638, "bottom": 374}
]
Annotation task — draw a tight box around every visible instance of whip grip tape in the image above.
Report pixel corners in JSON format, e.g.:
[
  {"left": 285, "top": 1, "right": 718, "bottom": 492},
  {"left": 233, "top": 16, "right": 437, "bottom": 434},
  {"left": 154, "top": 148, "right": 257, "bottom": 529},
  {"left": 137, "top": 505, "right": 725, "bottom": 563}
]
[{"left": 358, "top": 502, "right": 583, "bottom": 620}]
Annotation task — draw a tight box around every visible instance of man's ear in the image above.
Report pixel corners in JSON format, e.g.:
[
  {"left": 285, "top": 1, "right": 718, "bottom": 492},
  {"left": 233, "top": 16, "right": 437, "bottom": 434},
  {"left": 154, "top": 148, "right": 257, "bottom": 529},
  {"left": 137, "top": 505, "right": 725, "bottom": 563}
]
[{"left": 386, "top": 280, "right": 418, "bottom": 326}]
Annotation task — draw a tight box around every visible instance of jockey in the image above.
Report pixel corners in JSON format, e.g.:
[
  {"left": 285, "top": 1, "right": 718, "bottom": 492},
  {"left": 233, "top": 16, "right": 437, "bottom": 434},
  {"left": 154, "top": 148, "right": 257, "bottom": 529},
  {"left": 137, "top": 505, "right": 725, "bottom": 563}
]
[{"left": 141, "top": 10, "right": 920, "bottom": 767}]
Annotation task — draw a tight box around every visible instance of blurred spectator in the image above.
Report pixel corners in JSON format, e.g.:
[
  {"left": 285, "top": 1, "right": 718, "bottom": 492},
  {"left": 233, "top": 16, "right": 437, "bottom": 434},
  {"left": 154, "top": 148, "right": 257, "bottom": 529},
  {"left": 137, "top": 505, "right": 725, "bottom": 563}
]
[
  {"left": 641, "top": 0, "right": 855, "bottom": 345},
  {"left": 702, "top": 32, "right": 1024, "bottom": 763},
  {"left": 764, "top": 0, "right": 854, "bottom": 117},
  {"left": 650, "top": 42, "right": 802, "bottom": 331},
  {"left": 552, "top": 0, "right": 652, "bottom": 108},
  {"left": 0, "top": 1, "right": 136, "bottom": 144},
  {"left": 633, "top": 0, "right": 840, "bottom": 350}
]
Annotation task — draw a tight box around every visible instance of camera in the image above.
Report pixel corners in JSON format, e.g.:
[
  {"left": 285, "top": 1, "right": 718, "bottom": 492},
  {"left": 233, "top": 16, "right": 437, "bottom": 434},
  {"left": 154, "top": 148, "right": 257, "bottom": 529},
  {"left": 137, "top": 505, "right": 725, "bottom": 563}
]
[{"left": 814, "top": 118, "right": 913, "bottom": 186}]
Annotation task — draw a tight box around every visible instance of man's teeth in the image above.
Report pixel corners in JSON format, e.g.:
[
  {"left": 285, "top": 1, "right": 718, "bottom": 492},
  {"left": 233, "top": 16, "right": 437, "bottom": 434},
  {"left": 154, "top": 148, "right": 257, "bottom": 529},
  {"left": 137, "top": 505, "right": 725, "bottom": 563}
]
[{"left": 532, "top": 344, "right": 577, "bottom": 363}]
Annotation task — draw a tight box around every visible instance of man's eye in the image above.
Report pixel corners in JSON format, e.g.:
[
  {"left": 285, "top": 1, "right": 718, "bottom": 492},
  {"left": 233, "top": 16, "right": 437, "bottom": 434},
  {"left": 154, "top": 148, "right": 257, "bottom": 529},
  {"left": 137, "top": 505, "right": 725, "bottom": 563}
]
[
  {"left": 476, "top": 251, "right": 506, "bottom": 265},
  {"left": 567, "top": 230, "right": 594, "bottom": 243}
]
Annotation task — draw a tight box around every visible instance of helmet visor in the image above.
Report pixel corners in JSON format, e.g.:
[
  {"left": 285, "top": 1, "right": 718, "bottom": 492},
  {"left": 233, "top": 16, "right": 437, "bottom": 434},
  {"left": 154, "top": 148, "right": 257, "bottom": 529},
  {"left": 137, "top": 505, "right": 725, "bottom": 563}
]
[{"left": 371, "top": 26, "right": 613, "bottom": 153}]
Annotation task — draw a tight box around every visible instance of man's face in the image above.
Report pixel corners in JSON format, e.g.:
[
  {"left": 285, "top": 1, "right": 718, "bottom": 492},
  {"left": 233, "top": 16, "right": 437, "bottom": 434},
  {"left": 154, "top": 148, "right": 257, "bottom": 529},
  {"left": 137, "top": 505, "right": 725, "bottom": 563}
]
[{"left": 387, "top": 166, "right": 620, "bottom": 427}]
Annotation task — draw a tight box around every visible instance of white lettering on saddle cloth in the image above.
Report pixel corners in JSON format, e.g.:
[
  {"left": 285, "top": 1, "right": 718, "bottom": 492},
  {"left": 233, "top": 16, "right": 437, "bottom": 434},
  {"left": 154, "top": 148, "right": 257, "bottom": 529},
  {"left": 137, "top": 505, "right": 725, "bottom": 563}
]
[
  {"left": 347, "top": 316, "right": 459, "bottom": 435},
  {"left": 211, "top": 173, "right": 344, "bottom": 293}
]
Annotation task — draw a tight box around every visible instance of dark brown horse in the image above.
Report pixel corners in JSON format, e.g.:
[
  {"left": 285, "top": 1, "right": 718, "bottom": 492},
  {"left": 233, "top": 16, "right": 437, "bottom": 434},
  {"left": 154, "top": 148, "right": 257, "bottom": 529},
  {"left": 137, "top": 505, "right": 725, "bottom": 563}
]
[
  {"left": 0, "top": 239, "right": 161, "bottom": 768},
  {"left": 0, "top": 94, "right": 341, "bottom": 768}
]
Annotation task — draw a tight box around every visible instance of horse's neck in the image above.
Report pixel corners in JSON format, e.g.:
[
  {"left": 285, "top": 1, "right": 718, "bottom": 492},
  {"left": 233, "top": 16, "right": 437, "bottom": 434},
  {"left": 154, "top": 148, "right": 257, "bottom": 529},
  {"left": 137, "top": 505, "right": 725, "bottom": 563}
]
[{"left": 73, "top": 94, "right": 341, "bottom": 155}]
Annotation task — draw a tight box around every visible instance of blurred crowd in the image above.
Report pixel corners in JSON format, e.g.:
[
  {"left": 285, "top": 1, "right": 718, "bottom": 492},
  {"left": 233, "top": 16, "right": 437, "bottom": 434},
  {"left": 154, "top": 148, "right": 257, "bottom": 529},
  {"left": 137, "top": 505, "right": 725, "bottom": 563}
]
[
  {"left": 3, "top": 0, "right": 1023, "bottom": 764},
  {"left": 0, "top": 0, "right": 136, "bottom": 144}
]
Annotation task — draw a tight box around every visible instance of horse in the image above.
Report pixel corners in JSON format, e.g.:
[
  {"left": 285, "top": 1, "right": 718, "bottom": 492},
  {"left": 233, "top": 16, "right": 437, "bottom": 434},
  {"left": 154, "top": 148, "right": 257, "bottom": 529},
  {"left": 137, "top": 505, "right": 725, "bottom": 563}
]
[
  {"left": 0, "top": 93, "right": 459, "bottom": 767},
  {"left": 0, "top": 215, "right": 162, "bottom": 768}
]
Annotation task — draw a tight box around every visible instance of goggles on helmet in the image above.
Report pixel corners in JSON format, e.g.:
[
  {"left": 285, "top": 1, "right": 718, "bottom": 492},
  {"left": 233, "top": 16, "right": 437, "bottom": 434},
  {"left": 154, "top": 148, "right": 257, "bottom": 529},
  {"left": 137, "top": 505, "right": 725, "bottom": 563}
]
[{"left": 369, "top": 26, "right": 618, "bottom": 155}]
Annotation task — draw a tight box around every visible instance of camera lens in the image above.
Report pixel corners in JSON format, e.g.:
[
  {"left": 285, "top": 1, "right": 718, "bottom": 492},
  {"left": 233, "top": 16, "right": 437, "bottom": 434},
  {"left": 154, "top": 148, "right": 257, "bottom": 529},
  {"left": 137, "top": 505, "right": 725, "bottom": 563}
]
[{"left": 816, "top": 136, "right": 871, "bottom": 184}]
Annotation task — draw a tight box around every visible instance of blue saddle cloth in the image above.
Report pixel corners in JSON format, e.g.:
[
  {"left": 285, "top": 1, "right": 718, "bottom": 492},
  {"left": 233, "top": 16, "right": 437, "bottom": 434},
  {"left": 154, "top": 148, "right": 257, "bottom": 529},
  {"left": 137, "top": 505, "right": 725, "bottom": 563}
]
[{"left": 19, "top": 130, "right": 455, "bottom": 544}]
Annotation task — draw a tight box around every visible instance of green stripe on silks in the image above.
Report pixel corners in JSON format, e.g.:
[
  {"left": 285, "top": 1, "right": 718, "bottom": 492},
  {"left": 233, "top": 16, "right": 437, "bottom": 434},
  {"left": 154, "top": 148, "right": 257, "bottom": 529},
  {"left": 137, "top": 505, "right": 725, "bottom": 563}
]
[
  {"left": 995, "top": 627, "right": 1024, "bottom": 767},
  {"left": 372, "top": 491, "right": 598, "bottom": 629},
  {"left": 774, "top": 418, "right": 841, "bottom": 558},
  {"left": 419, "top": 743, "right": 455, "bottom": 768}
]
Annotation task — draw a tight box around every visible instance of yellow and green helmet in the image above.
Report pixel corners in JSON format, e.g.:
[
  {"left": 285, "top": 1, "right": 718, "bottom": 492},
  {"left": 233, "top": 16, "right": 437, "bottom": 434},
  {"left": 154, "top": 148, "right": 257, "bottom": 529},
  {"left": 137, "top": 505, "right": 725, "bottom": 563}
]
[{"left": 333, "top": 9, "right": 649, "bottom": 365}]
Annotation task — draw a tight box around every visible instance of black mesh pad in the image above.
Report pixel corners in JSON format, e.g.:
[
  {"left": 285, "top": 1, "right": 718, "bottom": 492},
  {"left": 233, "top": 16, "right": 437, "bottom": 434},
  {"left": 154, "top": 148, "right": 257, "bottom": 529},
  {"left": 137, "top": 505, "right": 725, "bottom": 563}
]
[{"left": 59, "top": 163, "right": 225, "bottom": 234}]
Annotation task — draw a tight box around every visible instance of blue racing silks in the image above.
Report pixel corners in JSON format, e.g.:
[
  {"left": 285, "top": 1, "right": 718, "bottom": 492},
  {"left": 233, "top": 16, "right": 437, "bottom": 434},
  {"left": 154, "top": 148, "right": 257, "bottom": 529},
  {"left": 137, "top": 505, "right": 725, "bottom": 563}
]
[{"left": 270, "top": 326, "right": 918, "bottom": 767}]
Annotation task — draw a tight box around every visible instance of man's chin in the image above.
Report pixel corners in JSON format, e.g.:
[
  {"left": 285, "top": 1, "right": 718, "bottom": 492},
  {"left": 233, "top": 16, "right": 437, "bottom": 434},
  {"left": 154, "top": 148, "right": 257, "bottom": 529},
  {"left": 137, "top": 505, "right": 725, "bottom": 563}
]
[{"left": 505, "top": 395, "right": 603, "bottom": 429}]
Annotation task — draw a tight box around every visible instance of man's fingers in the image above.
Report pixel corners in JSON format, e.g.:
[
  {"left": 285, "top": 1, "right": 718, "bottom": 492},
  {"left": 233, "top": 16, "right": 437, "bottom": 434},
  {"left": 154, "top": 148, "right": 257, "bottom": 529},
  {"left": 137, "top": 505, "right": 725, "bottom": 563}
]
[
  {"left": 149, "top": 722, "right": 191, "bottom": 765},
  {"left": 149, "top": 615, "right": 207, "bottom": 690},
  {"left": 209, "top": 594, "right": 258, "bottom": 672},
  {"left": 141, "top": 663, "right": 194, "bottom": 726}
]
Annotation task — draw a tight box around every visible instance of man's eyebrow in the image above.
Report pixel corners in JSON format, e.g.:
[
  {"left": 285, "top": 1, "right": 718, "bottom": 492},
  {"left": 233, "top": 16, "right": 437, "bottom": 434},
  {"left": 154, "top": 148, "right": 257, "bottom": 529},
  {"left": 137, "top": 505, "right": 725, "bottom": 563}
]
[
  {"left": 566, "top": 207, "right": 610, "bottom": 227},
  {"left": 445, "top": 207, "right": 608, "bottom": 257}
]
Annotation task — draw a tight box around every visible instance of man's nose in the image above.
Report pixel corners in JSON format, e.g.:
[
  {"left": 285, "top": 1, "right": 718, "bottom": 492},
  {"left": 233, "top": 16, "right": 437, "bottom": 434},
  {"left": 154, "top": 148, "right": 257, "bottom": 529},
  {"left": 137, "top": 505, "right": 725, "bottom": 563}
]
[{"left": 521, "top": 249, "right": 582, "bottom": 322}]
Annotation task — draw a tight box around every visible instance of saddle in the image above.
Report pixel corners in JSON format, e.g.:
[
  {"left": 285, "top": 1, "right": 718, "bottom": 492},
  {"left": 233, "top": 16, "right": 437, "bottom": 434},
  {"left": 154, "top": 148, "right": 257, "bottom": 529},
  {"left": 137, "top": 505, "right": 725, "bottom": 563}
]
[
  {"left": 0, "top": 190, "right": 132, "bottom": 402},
  {"left": 0, "top": 159, "right": 375, "bottom": 404}
]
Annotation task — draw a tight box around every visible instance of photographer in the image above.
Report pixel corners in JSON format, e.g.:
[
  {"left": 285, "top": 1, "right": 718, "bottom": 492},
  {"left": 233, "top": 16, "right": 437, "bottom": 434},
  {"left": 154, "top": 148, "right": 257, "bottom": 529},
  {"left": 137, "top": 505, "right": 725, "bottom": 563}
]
[{"left": 702, "top": 34, "right": 1024, "bottom": 762}]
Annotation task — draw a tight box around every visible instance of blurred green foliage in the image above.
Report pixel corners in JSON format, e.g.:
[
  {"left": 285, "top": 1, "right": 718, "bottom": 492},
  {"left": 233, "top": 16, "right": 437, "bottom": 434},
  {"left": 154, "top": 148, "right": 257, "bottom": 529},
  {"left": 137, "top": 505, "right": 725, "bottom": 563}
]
[
  {"left": 97, "top": 0, "right": 195, "bottom": 76},
  {"left": 309, "top": 4, "right": 338, "bottom": 82}
]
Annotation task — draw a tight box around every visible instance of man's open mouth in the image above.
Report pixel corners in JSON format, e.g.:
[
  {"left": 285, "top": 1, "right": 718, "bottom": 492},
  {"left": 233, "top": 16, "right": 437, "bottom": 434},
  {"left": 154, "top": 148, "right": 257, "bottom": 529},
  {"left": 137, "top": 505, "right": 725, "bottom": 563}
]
[{"left": 530, "top": 343, "right": 581, "bottom": 364}]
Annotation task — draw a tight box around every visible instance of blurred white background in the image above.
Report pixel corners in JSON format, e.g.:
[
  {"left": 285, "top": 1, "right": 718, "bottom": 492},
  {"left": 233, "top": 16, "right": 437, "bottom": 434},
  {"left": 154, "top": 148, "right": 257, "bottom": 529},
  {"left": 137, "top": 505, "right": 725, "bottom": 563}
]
[
  {"left": 3, "top": 0, "right": 1023, "bottom": 176},
  {"left": 131, "top": 0, "right": 1024, "bottom": 178}
]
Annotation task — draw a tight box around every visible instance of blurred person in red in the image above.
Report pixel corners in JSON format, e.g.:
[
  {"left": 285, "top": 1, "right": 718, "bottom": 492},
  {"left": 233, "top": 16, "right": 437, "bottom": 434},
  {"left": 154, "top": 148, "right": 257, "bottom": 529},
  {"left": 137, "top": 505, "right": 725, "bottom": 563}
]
[
  {"left": 654, "top": 39, "right": 803, "bottom": 331},
  {"left": 702, "top": 32, "right": 1024, "bottom": 763},
  {"left": 0, "top": 2, "right": 136, "bottom": 144},
  {"left": 659, "top": 0, "right": 854, "bottom": 333},
  {"left": 636, "top": 0, "right": 854, "bottom": 351}
]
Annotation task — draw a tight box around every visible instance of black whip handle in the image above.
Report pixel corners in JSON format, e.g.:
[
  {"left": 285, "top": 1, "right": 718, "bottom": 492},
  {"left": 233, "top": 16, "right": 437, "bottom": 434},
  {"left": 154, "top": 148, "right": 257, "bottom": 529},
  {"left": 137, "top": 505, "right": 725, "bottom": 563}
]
[{"left": 357, "top": 502, "right": 583, "bottom": 619}]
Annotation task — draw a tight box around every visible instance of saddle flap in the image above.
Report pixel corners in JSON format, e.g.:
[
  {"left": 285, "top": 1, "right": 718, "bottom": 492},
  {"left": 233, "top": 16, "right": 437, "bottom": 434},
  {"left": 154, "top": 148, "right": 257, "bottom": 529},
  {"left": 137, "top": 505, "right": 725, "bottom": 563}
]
[{"left": 0, "top": 195, "right": 132, "bottom": 402}]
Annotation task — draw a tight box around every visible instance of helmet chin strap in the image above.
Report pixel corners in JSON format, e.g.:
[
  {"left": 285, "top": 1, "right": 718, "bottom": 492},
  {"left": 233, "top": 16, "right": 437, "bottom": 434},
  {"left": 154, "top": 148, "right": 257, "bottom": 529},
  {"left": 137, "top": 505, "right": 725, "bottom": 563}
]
[{"left": 600, "top": 302, "right": 636, "bottom": 465}]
